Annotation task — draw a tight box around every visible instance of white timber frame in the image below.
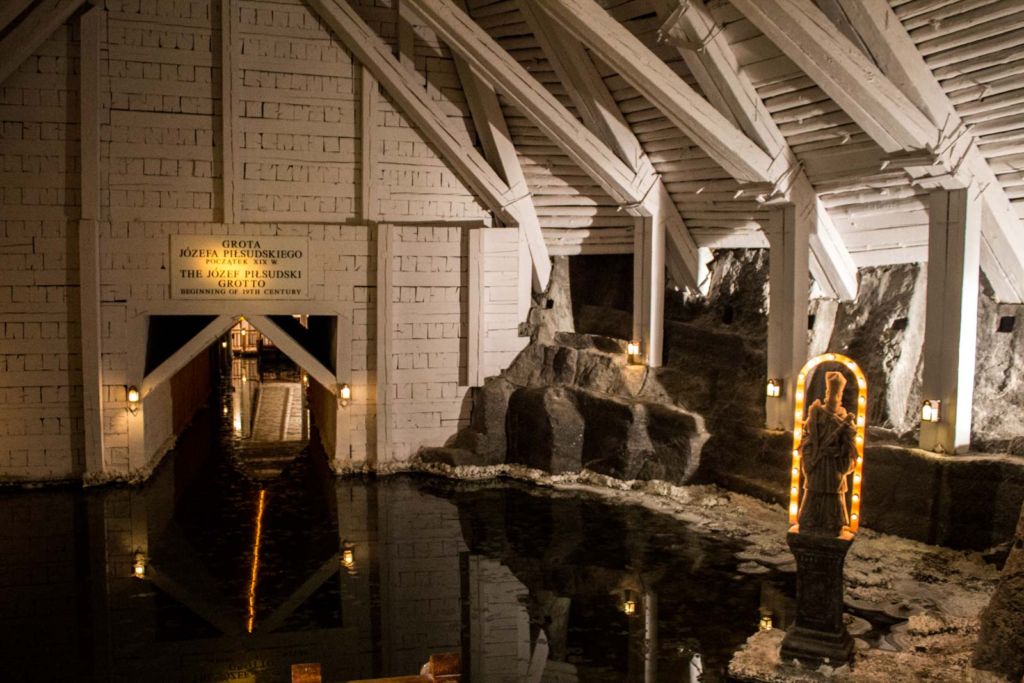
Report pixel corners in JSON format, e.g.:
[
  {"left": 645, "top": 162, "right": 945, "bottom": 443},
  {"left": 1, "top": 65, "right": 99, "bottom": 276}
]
[
  {"left": 140, "top": 315, "right": 239, "bottom": 400},
  {"left": 304, "top": 0, "right": 552, "bottom": 294},
  {"left": 402, "top": 0, "right": 701, "bottom": 296},
  {"left": 0, "top": 0, "right": 35, "bottom": 35},
  {"left": 0, "top": 0, "right": 89, "bottom": 85},
  {"left": 79, "top": 4, "right": 105, "bottom": 474},
  {"left": 220, "top": 0, "right": 239, "bottom": 224},
  {"left": 245, "top": 315, "right": 339, "bottom": 395},
  {"left": 456, "top": 62, "right": 534, "bottom": 323},
  {"left": 920, "top": 189, "right": 981, "bottom": 454},
  {"left": 729, "top": 0, "right": 1024, "bottom": 305},
  {"left": 375, "top": 224, "right": 393, "bottom": 464},
  {"left": 659, "top": 0, "right": 858, "bottom": 303},
  {"left": 765, "top": 206, "right": 810, "bottom": 431},
  {"left": 518, "top": 0, "right": 677, "bottom": 363}
]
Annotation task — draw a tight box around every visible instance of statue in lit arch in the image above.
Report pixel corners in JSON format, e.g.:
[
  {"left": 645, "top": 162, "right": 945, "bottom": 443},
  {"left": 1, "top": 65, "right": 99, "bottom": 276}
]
[{"left": 797, "top": 371, "right": 858, "bottom": 537}]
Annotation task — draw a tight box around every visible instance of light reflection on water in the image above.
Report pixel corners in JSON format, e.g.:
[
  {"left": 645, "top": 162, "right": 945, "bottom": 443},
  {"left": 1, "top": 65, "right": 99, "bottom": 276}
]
[{"left": 0, "top": 382, "right": 798, "bottom": 683}]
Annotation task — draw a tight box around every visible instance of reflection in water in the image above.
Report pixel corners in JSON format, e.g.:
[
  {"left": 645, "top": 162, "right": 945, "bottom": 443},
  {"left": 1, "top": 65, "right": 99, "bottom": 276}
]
[{"left": 0, "top": 382, "right": 801, "bottom": 683}]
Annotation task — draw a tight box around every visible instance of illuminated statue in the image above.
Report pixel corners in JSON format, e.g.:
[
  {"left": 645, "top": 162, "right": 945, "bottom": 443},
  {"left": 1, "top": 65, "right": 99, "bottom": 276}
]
[{"left": 798, "top": 371, "right": 858, "bottom": 536}]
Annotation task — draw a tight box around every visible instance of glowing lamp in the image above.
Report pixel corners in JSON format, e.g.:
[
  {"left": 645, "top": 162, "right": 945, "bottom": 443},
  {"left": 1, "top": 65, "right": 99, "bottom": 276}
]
[
  {"left": 241, "top": 329, "right": 247, "bottom": 336},
  {"left": 760, "top": 613, "right": 773, "bottom": 631},
  {"left": 342, "top": 549, "right": 355, "bottom": 567},
  {"left": 627, "top": 340, "right": 640, "bottom": 356},
  {"left": 338, "top": 383, "right": 352, "bottom": 408},
  {"left": 623, "top": 600, "right": 636, "bottom": 616},
  {"left": 766, "top": 379, "right": 782, "bottom": 398},
  {"left": 922, "top": 400, "right": 940, "bottom": 423},
  {"left": 127, "top": 386, "right": 140, "bottom": 415},
  {"left": 132, "top": 549, "right": 146, "bottom": 579},
  {"left": 221, "top": 341, "right": 228, "bottom": 348},
  {"left": 223, "top": 405, "right": 229, "bottom": 416},
  {"left": 302, "top": 374, "right": 309, "bottom": 388},
  {"left": 242, "top": 375, "right": 248, "bottom": 383}
]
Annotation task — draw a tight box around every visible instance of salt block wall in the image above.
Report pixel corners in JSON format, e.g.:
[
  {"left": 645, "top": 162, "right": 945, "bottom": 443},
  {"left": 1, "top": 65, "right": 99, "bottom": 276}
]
[{"left": 0, "top": 0, "right": 528, "bottom": 481}]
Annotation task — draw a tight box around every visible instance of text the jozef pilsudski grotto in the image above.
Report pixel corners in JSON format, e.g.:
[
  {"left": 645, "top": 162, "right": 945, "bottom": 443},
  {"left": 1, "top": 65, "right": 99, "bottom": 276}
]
[{"left": 169, "top": 235, "right": 309, "bottom": 300}]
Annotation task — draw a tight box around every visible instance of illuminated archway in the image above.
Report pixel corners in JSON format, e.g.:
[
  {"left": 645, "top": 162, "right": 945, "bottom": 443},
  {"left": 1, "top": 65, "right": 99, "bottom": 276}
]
[{"left": 788, "top": 353, "right": 867, "bottom": 533}]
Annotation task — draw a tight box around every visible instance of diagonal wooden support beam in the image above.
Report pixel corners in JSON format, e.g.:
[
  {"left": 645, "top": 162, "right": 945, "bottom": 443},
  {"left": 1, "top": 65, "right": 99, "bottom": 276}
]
[
  {"left": 517, "top": 0, "right": 692, "bottom": 291},
  {"left": 303, "top": 0, "right": 551, "bottom": 292},
  {"left": 0, "top": 0, "right": 88, "bottom": 86},
  {"left": 403, "top": 0, "right": 700, "bottom": 288},
  {"left": 658, "top": 0, "right": 857, "bottom": 300},
  {"left": 452, "top": 52, "right": 544, "bottom": 319},
  {"left": 526, "top": 0, "right": 778, "bottom": 186},
  {"left": 829, "top": 0, "right": 1024, "bottom": 304},
  {"left": 730, "top": 0, "right": 1024, "bottom": 302},
  {"left": 245, "top": 314, "right": 338, "bottom": 394},
  {"left": 141, "top": 315, "right": 239, "bottom": 399},
  {"left": 0, "top": 0, "right": 35, "bottom": 36}
]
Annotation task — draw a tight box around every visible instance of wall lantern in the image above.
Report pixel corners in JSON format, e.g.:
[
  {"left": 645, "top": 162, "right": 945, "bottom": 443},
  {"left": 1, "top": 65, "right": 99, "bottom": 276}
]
[
  {"left": 766, "top": 379, "right": 782, "bottom": 398},
  {"left": 127, "top": 386, "right": 140, "bottom": 414},
  {"left": 759, "top": 612, "right": 773, "bottom": 632},
  {"left": 302, "top": 373, "right": 309, "bottom": 388},
  {"left": 626, "top": 340, "right": 642, "bottom": 364},
  {"left": 132, "top": 549, "right": 147, "bottom": 579},
  {"left": 922, "top": 400, "right": 940, "bottom": 423},
  {"left": 788, "top": 353, "right": 868, "bottom": 534},
  {"left": 342, "top": 549, "right": 355, "bottom": 568},
  {"left": 623, "top": 600, "right": 636, "bottom": 616},
  {"left": 222, "top": 341, "right": 228, "bottom": 348},
  {"left": 223, "top": 405, "right": 229, "bottom": 416},
  {"left": 338, "top": 383, "right": 351, "bottom": 407}
]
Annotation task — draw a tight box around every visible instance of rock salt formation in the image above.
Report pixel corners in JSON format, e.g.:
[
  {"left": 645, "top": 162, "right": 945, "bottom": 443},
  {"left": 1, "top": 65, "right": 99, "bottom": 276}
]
[{"left": 973, "top": 500, "right": 1024, "bottom": 680}]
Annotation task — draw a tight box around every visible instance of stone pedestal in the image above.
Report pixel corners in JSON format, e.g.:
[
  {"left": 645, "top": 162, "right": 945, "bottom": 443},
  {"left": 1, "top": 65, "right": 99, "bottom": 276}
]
[{"left": 780, "top": 527, "right": 855, "bottom": 667}]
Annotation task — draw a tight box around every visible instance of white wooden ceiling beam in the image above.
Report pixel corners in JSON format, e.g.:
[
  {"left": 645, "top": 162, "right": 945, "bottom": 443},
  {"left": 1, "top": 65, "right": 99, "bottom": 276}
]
[
  {"left": 0, "top": 0, "right": 88, "bottom": 86},
  {"left": 303, "top": 0, "right": 551, "bottom": 292},
  {"left": 403, "top": 0, "right": 701, "bottom": 288},
  {"left": 660, "top": 0, "right": 858, "bottom": 300},
  {"left": 824, "top": 0, "right": 1024, "bottom": 303},
  {"left": 730, "top": 0, "right": 1024, "bottom": 301},
  {"left": 519, "top": 0, "right": 694, "bottom": 313},
  {"left": 529, "top": 0, "right": 779, "bottom": 186}
]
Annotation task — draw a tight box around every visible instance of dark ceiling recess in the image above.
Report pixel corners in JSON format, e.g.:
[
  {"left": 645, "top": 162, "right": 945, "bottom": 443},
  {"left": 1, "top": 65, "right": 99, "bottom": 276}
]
[{"left": 145, "top": 316, "right": 218, "bottom": 375}]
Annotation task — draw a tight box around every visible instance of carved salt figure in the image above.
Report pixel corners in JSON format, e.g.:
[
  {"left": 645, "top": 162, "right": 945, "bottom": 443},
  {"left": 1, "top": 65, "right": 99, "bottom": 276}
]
[{"left": 797, "top": 371, "right": 858, "bottom": 536}]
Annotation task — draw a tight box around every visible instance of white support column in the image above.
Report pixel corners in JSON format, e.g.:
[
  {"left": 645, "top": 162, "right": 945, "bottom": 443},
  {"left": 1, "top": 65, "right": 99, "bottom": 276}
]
[
  {"left": 467, "top": 229, "right": 483, "bottom": 387},
  {"left": 375, "top": 225, "right": 393, "bottom": 464},
  {"left": 79, "top": 5, "right": 105, "bottom": 474},
  {"left": 632, "top": 216, "right": 665, "bottom": 367},
  {"left": 335, "top": 314, "right": 353, "bottom": 467},
  {"left": 220, "top": 0, "right": 239, "bottom": 224},
  {"left": 360, "top": 64, "right": 379, "bottom": 224},
  {"left": 920, "top": 189, "right": 981, "bottom": 454},
  {"left": 765, "top": 205, "right": 810, "bottom": 430}
]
